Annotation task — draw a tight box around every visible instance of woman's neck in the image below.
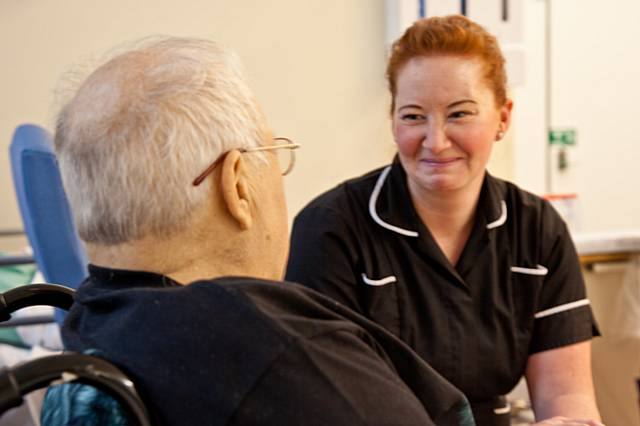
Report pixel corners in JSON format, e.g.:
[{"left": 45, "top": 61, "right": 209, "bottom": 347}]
[{"left": 407, "top": 175, "right": 484, "bottom": 265}]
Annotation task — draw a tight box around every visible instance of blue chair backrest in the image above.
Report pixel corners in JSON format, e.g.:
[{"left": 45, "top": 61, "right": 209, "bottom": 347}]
[{"left": 9, "top": 124, "right": 88, "bottom": 322}]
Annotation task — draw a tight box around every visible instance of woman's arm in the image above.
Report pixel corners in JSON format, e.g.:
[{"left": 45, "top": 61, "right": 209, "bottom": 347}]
[{"left": 526, "top": 340, "right": 602, "bottom": 422}]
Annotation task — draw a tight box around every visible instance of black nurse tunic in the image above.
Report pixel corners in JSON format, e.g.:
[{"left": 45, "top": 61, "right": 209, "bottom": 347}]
[{"left": 286, "top": 159, "right": 599, "bottom": 425}]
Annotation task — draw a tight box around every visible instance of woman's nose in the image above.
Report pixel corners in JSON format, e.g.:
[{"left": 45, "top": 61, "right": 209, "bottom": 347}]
[{"left": 422, "top": 124, "right": 450, "bottom": 153}]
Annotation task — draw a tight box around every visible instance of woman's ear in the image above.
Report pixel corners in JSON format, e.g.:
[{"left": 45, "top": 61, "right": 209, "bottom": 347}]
[
  {"left": 499, "top": 98, "right": 514, "bottom": 133},
  {"left": 220, "top": 150, "right": 252, "bottom": 230}
]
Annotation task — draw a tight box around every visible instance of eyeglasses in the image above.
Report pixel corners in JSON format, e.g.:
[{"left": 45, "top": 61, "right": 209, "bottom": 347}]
[{"left": 192, "top": 137, "right": 300, "bottom": 186}]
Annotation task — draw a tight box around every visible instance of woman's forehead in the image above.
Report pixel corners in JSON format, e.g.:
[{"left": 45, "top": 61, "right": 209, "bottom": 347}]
[
  {"left": 395, "top": 56, "right": 492, "bottom": 104},
  {"left": 398, "top": 55, "right": 483, "bottom": 84}
]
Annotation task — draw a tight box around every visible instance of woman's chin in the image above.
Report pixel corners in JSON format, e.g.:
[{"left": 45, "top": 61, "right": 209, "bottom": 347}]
[{"left": 412, "top": 179, "right": 460, "bottom": 195}]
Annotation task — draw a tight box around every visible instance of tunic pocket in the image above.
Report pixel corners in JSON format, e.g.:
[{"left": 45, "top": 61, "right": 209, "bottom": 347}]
[
  {"left": 507, "top": 265, "right": 548, "bottom": 366},
  {"left": 360, "top": 272, "right": 401, "bottom": 337},
  {"left": 509, "top": 265, "right": 548, "bottom": 328}
]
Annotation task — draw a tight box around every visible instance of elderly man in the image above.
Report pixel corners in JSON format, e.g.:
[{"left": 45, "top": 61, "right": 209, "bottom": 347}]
[{"left": 46, "top": 37, "right": 472, "bottom": 425}]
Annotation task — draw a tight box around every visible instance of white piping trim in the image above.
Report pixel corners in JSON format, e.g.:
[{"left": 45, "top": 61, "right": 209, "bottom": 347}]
[
  {"left": 368, "top": 166, "right": 419, "bottom": 237},
  {"left": 534, "top": 299, "right": 591, "bottom": 319},
  {"left": 361, "top": 273, "right": 397, "bottom": 286},
  {"left": 486, "top": 200, "right": 507, "bottom": 229},
  {"left": 510, "top": 264, "right": 549, "bottom": 276},
  {"left": 493, "top": 402, "right": 511, "bottom": 415}
]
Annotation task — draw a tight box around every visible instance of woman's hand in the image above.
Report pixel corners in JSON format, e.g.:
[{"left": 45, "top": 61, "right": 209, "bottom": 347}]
[{"left": 532, "top": 416, "right": 604, "bottom": 425}]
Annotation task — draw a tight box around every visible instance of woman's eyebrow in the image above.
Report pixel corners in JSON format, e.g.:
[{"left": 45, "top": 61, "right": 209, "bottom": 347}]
[
  {"left": 448, "top": 99, "right": 477, "bottom": 108},
  {"left": 397, "top": 104, "right": 423, "bottom": 111},
  {"left": 397, "top": 99, "right": 477, "bottom": 112}
]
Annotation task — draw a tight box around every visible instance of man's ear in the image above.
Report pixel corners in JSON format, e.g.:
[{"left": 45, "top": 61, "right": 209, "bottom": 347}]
[{"left": 220, "top": 150, "right": 252, "bottom": 230}]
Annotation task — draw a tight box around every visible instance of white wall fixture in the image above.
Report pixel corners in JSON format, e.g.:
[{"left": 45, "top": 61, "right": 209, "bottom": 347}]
[
  {"left": 384, "top": 0, "right": 422, "bottom": 48},
  {"left": 468, "top": 0, "right": 525, "bottom": 86},
  {"left": 385, "top": 0, "right": 525, "bottom": 84}
]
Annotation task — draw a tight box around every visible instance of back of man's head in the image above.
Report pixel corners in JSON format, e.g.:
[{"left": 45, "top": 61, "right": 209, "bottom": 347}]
[{"left": 55, "top": 37, "right": 269, "bottom": 245}]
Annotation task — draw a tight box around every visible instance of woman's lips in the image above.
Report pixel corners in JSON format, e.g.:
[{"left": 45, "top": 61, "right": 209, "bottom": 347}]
[{"left": 421, "top": 157, "right": 461, "bottom": 168}]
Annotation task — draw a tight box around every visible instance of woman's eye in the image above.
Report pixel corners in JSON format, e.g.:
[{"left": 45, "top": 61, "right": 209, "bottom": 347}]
[
  {"left": 449, "top": 111, "right": 470, "bottom": 119},
  {"left": 401, "top": 114, "right": 424, "bottom": 121}
]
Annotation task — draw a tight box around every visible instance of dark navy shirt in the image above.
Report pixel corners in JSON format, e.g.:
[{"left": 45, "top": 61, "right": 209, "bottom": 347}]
[
  {"left": 59, "top": 264, "right": 474, "bottom": 426},
  {"left": 287, "top": 160, "right": 598, "bottom": 418}
]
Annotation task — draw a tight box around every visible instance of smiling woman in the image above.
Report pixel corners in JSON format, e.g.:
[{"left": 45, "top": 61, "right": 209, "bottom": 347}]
[
  {"left": 286, "top": 15, "right": 603, "bottom": 426},
  {"left": 392, "top": 55, "right": 511, "bottom": 213}
]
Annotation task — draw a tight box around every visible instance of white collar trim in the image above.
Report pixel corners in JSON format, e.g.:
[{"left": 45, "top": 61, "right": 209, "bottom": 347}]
[
  {"left": 486, "top": 200, "right": 507, "bottom": 229},
  {"left": 368, "top": 166, "right": 419, "bottom": 237},
  {"left": 369, "top": 167, "right": 507, "bottom": 235}
]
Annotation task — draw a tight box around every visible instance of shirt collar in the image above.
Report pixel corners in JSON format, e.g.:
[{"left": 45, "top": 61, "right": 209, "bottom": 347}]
[
  {"left": 476, "top": 172, "right": 508, "bottom": 232},
  {"left": 367, "top": 157, "right": 421, "bottom": 237},
  {"left": 87, "top": 264, "right": 182, "bottom": 289},
  {"left": 368, "top": 157, "right": 508, "bottom": 237}
]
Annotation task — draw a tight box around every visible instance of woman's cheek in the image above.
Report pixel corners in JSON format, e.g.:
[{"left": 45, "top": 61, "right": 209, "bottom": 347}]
[
  {"left": 393, "top": 127, "right": 421, "bottom": 156},
  {"left": 457, "top": 128, "right": 495, "bottom": 153}
]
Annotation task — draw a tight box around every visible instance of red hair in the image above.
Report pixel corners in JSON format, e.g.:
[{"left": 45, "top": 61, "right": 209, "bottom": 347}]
[{"left": 387, "top": 15, "right": 507, "bottom": 110}]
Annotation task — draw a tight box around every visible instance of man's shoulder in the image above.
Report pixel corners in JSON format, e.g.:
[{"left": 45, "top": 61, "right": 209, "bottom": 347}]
[
  {"left": 70, "top": 274, "right": 363, "bottom": 344},
  {"left": 63, "top": 277, "right": 319, "bottom": 424},
  {"left": 214, "top": 277, "right": 368, "bottom": 339}
]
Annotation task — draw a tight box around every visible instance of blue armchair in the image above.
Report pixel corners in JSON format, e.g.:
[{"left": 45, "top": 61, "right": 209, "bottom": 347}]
[{"left": 9, "top": 124, "right": 88, "bottom": 323}]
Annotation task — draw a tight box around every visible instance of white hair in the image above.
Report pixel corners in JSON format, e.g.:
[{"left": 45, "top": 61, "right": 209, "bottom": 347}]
[{"left": 55, "top": 37, "right": 269, "bottom": 245}]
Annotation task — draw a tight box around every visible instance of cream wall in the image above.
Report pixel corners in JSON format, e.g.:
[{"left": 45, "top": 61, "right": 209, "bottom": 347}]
[
  {"left": 0, "top": 0, "right": 391, "bottom": 237},
  {"left": 550, "top": 0, "right": 640, "bottom": 232},
  {"left": 0, "top": 0, "right": 517, "bottom": 244},
  {"left": 511, "top": 0, "right": 547, "bottom": 195}
]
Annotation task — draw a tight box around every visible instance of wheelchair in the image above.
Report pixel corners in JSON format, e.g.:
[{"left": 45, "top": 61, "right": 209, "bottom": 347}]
[{"left": 0, "top": 283, "right": 152, "bottom": 425}]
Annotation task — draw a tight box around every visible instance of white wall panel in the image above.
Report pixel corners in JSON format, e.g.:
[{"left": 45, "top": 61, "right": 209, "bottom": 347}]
[{"left": 551, "top": 0, "right": 640, "bottom": 231}]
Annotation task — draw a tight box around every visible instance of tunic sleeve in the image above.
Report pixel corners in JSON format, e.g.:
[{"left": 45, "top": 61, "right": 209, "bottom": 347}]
[
  {"left": 529, "top": 202, "right": 599, "bottom": 354},
  {"left": 286, "top": 201, "right": 365, "bottom": 315}
]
